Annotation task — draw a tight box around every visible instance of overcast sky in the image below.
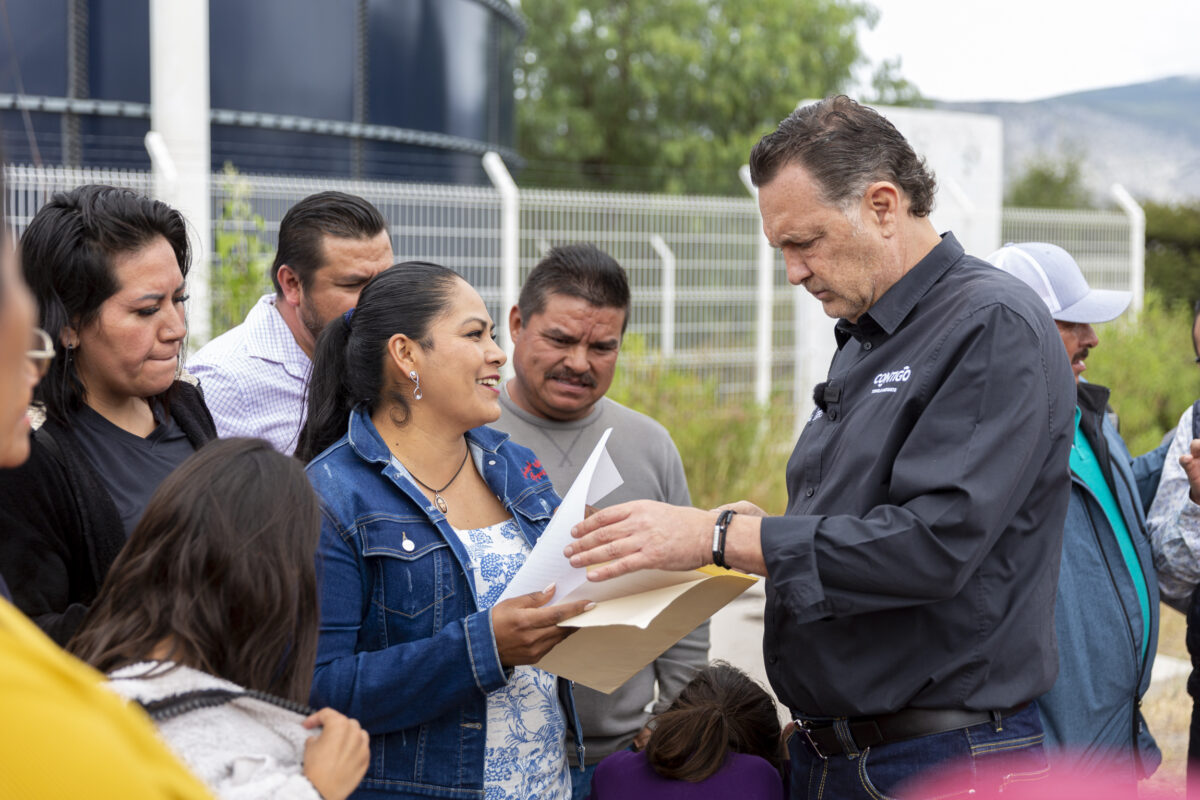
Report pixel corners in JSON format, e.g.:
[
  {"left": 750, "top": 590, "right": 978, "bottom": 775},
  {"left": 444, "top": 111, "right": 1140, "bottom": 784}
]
[{"left": 856, "top": 0, "right": 1200, "bottom": 102}]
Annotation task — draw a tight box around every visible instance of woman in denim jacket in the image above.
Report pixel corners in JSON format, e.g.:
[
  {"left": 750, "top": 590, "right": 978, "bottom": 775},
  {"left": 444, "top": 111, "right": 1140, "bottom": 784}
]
[{"left": 296, "top": 262, "right": 592, "bottom": 800}]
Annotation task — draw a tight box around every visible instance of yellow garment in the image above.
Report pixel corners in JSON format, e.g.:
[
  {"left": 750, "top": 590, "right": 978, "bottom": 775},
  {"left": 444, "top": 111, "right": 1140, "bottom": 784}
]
[{"left": 0, "top": 597, "right": 213, "bottom": 799}]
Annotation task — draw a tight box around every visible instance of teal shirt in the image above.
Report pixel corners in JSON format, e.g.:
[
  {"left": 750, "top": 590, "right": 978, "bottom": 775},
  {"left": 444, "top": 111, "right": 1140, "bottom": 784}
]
[{"left": 1069, "top": 407, "right": 1151, "bottom": 661}]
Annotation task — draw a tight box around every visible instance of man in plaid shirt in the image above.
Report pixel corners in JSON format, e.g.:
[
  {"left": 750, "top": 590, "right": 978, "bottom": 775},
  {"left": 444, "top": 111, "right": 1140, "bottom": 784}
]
[{"left": 189, "top": 192, "right": 392, "bottom": 454}]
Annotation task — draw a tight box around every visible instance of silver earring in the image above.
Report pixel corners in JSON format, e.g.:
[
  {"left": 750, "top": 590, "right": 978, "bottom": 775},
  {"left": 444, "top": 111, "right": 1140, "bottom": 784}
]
[{"left": 409, "top": 370, "right": 422, "bottom": 401}]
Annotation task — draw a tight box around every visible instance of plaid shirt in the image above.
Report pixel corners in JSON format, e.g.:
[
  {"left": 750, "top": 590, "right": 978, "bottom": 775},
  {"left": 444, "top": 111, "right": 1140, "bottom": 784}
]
[{"left": 187, "top": 294, "right": 310, "bottom": 455}]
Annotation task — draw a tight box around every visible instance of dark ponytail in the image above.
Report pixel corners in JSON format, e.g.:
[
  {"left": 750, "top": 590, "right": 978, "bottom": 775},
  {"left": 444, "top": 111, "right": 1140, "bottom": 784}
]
[
  {"left": 645, "top": 662, "right": 784, "bottom": 783},
  {"left": 295, "top": 260, "right": 462, "bottom": 462},
  {"left": 296, "top": 316, "right": 355, "bottom": 463}
]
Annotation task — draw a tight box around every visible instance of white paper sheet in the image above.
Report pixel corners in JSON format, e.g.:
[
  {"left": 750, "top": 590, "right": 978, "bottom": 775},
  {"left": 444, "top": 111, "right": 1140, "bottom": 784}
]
[{"left": 497, "top": 428, "right": 622, "bottom": 603}]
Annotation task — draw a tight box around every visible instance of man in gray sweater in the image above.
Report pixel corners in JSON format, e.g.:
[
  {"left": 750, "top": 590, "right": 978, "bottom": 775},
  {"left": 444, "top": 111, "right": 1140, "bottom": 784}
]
[{"left": 492, "top": 243, "right": 707, "bottom": 799}]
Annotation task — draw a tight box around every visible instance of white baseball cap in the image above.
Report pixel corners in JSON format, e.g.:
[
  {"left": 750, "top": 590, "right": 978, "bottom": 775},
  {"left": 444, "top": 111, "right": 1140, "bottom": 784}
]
[{"left": 986, "top": 242, "right": 1131, "bottom": 324}]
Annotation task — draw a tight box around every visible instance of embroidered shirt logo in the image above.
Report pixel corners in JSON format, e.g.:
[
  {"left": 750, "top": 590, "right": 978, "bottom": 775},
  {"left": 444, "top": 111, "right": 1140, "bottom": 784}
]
[
  {"left": 871, "top": 365, "right": 911, "bottom": 394},
  {"left": 522, "top": 459, "right": 547, "bottom": 481}
]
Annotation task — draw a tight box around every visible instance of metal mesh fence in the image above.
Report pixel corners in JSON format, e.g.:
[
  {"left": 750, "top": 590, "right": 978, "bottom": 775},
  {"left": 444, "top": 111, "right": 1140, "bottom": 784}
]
[
  {"left": 4, "top": 164, "right": 1140, "bottom": 408},
  {"left": 1001, "top": 207, "right": 1136, "bottom": 294}
]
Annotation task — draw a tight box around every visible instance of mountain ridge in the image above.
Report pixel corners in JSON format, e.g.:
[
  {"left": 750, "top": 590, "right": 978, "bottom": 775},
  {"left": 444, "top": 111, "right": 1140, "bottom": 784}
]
[{"left": 936, "top": 75, "right": 1200, "bottom": 204}]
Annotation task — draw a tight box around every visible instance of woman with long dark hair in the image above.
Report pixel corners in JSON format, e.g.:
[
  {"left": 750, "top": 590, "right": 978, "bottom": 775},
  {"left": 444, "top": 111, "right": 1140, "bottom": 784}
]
[
  {"left": 590, "top": 662, "right": 786, "bottom": 799},
  {"left": 296, "top": 261, "right": 592, "bottom": 799},
  {"left": 71, "top": 437, "right": 369, "bottom": 800},
  {"left": 0, "top": 163, "right": 212, "bottom": 797},
  {"left": 0, "top": 184, "right": 217, "bottom": 644}
]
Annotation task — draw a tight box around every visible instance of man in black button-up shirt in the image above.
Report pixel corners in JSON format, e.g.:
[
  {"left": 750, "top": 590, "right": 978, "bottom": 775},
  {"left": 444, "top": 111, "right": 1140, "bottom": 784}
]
[{"left": 567, "top": 96, "right": 1075, "bottom": 796}]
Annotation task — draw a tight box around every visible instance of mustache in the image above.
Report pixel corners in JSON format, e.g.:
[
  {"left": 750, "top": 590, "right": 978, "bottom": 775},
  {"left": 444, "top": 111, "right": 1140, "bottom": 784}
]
[
  {"left": 546, "top": 368, "right": 596, "bottom": 387},
  {"left": 1074, "top": 348, "right": 1090, "bottom": 362}
]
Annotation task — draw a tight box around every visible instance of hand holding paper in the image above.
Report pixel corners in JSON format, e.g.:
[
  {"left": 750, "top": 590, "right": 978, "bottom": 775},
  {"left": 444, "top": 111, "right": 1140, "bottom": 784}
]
[
  {"left": 497, "top": 428, "right": 623, "bottom": 604},
  {"left": 535, "top": 566, "right": 757, "bottom": 693},
  {"left": 491, "top": 583, "right": 595, "bottom": 667},
  {"left": 564, "top": 499, "right": 720, "bottom": 581},
  {"left": 496, "top": 429, "right": 758, "bottom": 694}
]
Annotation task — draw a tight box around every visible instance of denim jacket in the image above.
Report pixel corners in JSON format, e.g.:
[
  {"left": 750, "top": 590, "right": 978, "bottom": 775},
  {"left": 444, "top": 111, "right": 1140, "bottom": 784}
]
[
  {"left": 1038, "top": 382, "right": 1163, "bottom": 783},
  {"left": 306, "top": 406, "right": 583, "bottom": 799}
]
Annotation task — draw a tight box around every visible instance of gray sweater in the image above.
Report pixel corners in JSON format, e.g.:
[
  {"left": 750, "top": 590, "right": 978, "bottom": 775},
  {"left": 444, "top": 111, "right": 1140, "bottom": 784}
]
[{"left": 495, "top": 386, "right": 708, "bottom": 765}]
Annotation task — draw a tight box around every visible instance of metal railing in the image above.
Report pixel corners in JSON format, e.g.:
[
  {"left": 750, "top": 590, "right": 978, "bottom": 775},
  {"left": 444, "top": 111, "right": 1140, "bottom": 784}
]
[{"left": 4, "top": 164, "right": 1141, "bottom": 416}]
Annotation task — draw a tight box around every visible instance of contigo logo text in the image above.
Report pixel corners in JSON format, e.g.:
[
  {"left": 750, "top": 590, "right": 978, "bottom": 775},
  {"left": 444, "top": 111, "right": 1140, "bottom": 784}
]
[{"left": 872, "top": 366, "right": 911, "bottom": 394}]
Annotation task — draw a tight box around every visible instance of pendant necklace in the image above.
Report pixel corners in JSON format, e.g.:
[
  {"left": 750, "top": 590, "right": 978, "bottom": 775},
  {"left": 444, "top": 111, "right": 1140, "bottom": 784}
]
[{"left": 408, "top": 448, "right": 471, "bottom": 514}]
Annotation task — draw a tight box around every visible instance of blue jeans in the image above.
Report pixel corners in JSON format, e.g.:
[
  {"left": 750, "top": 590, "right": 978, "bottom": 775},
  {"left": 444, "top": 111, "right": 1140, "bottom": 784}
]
[{"left": 787, "top": 703, "right": 1049, "bottom": 799}]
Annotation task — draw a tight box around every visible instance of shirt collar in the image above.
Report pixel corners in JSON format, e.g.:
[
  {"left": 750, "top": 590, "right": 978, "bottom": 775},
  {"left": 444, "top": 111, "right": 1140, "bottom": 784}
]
[
  {"left": 834, "top": 232, "right": 964, "bottom": 349},
  {"left": 243, "top": 294, "right": 312, "bottom": 380}
]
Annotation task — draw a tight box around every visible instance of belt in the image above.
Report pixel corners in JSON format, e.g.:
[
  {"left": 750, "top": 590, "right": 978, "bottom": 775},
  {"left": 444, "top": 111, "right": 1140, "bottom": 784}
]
[{"left": 793, "top": 703, "right": 1030, "bottom": 760}]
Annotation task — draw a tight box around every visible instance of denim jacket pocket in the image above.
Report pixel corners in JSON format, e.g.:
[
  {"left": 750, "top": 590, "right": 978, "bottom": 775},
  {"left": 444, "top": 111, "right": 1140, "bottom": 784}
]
[
  {"left": 360, "top": 516, "right": 458, "bottom": 620},
  {"left": 510, "top": 486, "right": 556, "bottom": 528}
]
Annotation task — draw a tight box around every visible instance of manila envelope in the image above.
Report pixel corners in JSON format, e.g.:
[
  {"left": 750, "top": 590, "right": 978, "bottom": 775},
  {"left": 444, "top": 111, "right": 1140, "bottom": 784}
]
[{"left": 535, "top": 565, "right": 758, "bottom": 694}]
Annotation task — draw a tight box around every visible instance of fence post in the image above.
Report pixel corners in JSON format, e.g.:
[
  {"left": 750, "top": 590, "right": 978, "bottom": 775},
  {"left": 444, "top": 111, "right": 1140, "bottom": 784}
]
[
  {"left": 1111, "top": 183, "right": 1145, "bottom": 315},
  {"left": 149, "top": 0, "right": 211, "bottom": 346},
  {"left": 482, "top": 152, "right": 519, "bottom": 378},
  {"left": 649, "top": 234, "right": 676, "bottom": 359},
  {"left": 738, "top": 166, "right": 772, "bottom": 407}
]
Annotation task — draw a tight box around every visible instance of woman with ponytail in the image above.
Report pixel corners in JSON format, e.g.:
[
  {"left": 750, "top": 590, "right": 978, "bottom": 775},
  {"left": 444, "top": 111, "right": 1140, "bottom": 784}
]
[
  {"left": 591, "top": 663, "right": 786, "bottom": 799},
  {"left": 296, "top": 262, "right": 591, "bottom": 800}
]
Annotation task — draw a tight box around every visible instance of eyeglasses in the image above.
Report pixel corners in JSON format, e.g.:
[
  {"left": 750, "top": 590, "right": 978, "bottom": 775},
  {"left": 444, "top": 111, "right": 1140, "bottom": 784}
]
[{"left": 27, "top": 328, "right": 55, "bottom": 379}]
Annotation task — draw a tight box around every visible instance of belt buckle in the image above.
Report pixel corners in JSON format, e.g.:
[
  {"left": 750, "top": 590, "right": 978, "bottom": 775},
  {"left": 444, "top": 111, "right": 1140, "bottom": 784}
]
[{"left": 795, "top": 719, "right": 828, "bottom": 760}]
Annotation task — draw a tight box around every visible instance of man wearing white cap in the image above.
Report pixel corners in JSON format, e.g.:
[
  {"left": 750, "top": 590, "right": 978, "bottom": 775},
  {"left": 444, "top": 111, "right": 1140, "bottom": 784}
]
[{"left": 988, "top": 242, "right": 1165, "bottom": 785}]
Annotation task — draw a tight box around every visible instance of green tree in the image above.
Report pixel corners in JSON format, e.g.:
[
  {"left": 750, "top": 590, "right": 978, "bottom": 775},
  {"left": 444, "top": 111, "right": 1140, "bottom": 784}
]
[
  {"left": 1144, "top": 200, "right": 1200, "bottom": 308},
  {"left": 210, "top": 164, "right": 274, "bottom": 337},
  {"left": 1005, "top": 148, "right": 1094, "bottom": 209},
  {"left": 865, "top": 56, "right": 927, "bottom": 108},
  {"left": 514, "top": 0, "right": 887, "bottom": 195},
  {"left": 1087, "top": 292, "right": 1199, "bottom": 455}
]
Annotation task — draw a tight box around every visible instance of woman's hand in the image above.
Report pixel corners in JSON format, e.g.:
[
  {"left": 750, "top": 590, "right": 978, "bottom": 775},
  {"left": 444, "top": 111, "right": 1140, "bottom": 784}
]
[
  {"left": 492, "top": 584, "right": 594, "bottom": 667},
  {"left": 302, "top": 708, "right": 370, "bottom": 800}
]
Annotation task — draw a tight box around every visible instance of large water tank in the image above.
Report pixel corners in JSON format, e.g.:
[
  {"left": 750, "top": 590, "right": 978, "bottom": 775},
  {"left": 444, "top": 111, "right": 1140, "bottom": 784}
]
[{"left": 0, "top": 0, "right": 522, "bottom": 183}]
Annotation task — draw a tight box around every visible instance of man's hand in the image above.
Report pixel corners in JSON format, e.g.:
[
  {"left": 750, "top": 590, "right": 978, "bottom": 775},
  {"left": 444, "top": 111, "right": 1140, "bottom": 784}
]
[
  {"left": 1183, "top": 439, "right": 1200, "bottom": 504},
  {"left": 565, "top": 500, "right": 713, "bottom": 581},
  {"left": 714, "top": 500, "right": 768, "bottom": 517}
]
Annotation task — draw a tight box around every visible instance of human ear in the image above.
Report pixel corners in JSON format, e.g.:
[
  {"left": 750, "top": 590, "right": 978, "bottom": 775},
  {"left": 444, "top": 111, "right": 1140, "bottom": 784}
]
[
  {"left": 276, "top": 264, "right": 304, "bottom": 307},
  {"left": 863, "top": 181, "right": 901, "bottom": 236},
  {"left": 60, "top": 325, "right": 80, "bottom": 349},
  {"left": 508, "top": 305, "right": 524, "bottom": 342},
  {"left": 385, "top": 333, "right": 419, "bottom": 376}
]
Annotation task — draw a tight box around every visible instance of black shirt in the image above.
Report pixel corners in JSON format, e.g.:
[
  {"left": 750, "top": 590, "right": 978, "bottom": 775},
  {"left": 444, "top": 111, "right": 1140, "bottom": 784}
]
[
  {"left": 760, "top": 233, "right": 1075, "bottom": 717},
  {"left": 73, "top": 402, "right": 196, "bottom": 537}
]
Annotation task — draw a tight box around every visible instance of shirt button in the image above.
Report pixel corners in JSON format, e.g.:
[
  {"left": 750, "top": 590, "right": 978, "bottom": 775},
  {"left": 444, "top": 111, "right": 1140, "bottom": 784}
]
[
  {"left": 805, "top": 487, "right": 815, "bottom": 497},
  {"left": 863, "top": 342, "right": 873, "bottom": 351},
  {"left": 767, "top": 654, "right": 779, "bottom": 665},
  {"left": 488, "top": 460, "right": 496, "bottom": 466},
  {"left": 827, "top": 409, "right": 838, "bottom": 421}
]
